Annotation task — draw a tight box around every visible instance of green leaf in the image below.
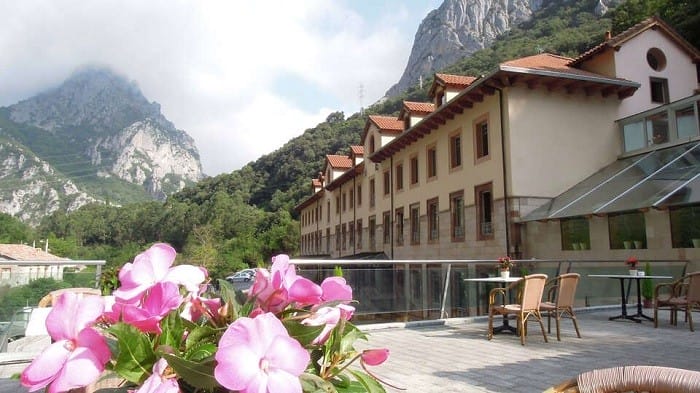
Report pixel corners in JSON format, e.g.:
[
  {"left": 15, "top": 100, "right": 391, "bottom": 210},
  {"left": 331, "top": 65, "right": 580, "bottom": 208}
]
[
  {"left": 107, "top": 323, "right": 157, "bottom": 383},
  {"left": 339, "top": 323, "right": 366, "bottom": 354},
  {"left": 283, "top": 319, "right": 325, "bottom": 347},
  {"left": 158, "top": 310, "right": 186, "bottom": 349},
  {"left": 162, "top": 353, "right": 219, "bottom": 391},
  {"left": 348, "top": 370, "right": 386, "bottom": 393},
  {"left": 184, "top": 341, "right": 217, "bottom": 362},
  {"left": 300, "top": 373, "right": 337, "bottom": 393},
  {"left": 185, "top": 325, "right": 219, "bottom": 349}
]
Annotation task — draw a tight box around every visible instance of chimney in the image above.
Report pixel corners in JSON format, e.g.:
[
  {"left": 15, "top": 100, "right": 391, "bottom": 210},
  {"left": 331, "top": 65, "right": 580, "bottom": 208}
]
[{"left": 605, "top": 31, "right": 612, "bottom": 40}]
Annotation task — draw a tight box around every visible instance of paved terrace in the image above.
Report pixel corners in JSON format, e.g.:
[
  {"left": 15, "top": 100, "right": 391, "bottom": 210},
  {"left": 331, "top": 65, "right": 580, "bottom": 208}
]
[{"left": 356, "top": 308, "right": 700, "bottom": 392}]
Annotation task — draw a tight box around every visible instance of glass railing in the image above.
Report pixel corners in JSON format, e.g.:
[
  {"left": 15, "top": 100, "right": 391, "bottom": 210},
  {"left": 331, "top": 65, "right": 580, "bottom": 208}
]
[{"left": 292, "top": 258, "right": 689, "bottom": 324}]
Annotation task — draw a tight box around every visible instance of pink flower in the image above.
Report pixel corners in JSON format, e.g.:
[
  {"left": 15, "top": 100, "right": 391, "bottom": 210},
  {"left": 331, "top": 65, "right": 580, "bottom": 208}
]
[
  {"left": 301, "top": 304, "right": 355, "bottom": 344},
  {"left": 134, "top": 358, "right": 179, "bottom": 393},
  {"left": 21, "top": 293, "right": 110, "bottom": 393},
  {"left": 118, "top": 282, "right": 183, "bottom": 333},
  {"left": 361, "top": 349, "right": 390, "bottom": 366},
  {"left": 114, "top": 243, "right": 206, "bottom": 303},
  {"left": 249, "top": 254, "right": 322, "bottom": 313},
  {"left": 214, "top": 312, "right": 309, "bottom": 393},
  {"left": 181, "top": 285, "right": 221, "bottom": 323},
  {"left": 320, "top": 276, "right": 352, "bottom": 302}
]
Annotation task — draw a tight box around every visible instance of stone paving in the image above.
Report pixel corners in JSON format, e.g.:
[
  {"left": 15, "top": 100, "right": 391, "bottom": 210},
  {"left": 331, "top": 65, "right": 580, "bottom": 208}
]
[{"left": 356, "top": 308, "right": 700, "bottom": 392}]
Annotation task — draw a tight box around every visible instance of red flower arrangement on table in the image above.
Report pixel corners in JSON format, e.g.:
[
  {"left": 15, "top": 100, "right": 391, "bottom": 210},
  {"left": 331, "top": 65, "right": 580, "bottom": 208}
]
[
  {"left": 497, "top": 256, "right": 514, "bottom": 271},
  {"left": 21, "top": 243, "right": 391, "bottom": 393},
  {"left": 625, "top": 256, "right": 639, "bottom": 269}
]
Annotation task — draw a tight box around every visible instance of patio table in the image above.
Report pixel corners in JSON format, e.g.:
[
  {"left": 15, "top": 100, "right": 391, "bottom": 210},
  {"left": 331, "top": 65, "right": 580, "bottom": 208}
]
[
  {"left": 588, "top": 274, "right": 672, "bottom": 323},
  {"left": 464, "top": 276, "right": 522, "bottom": 334}
]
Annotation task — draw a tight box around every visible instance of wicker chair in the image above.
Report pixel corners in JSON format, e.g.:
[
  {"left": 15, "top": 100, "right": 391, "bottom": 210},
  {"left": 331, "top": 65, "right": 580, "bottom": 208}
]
[
  {"left": 487, "top": 273, "right": 548, "bottom": 345},
  {"left": 38, "top": 287, "right": 102, "bottom": 307},
  {"left": 545, "top": 365, "right": 700, "bottom": 393},
  {"left": 653, "top": 271, "right": 700, "bottom": 331},
  {"left": 540, "top": 273, "right": 582, "bottom": 341}
]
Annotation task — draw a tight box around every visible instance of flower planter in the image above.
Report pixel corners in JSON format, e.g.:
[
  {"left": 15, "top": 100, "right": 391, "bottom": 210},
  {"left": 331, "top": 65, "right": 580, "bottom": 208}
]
[
  {"left": 629, "top": 269, "right": 638, "bottom": 276},
  {"left": 693, "top": 238, "right": 700, "bottom": 248},
  {"left": 634, "top": 241, "right": 643, "bottom": 249},
  {"left": 623, "top": 241, "right": 632, "bottom": 249},
  {"left": 579, "top": 242, "right": 587, "bottom": 250},
  {"left": 500, "top": 270, "right": 510, "bottom": 279}
]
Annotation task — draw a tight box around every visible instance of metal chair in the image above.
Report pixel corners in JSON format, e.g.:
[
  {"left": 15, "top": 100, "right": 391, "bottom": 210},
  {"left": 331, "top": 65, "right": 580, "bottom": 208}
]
[
  {"left": 487, "top": 273, "right": 548, "bottom": 345},
  {"left": 653, "top": 271, "right": 700, "bottom": 331}
]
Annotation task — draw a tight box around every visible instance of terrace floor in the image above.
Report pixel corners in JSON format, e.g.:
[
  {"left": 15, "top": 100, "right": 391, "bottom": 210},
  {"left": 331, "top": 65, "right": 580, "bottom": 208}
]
[
  {"left": 355, "top": 307, "right": 700, "bottom": 392},
  {"left": 0, "top": 308, "right": 698, "bottom": 393}
]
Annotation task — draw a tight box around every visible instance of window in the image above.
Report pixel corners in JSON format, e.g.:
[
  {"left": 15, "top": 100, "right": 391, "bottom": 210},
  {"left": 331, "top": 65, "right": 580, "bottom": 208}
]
[
  {"left": 426, "top": 145, "right": 437, "bottom": 179},
  {"left": 647, "top": 111, "right": 669, "bottom": 145},
  {"left": 383, "top": 211, "right": 391, "bottom": 244},
  {"left": 356, "top": 219, "right": 363, "bottom": 249},
  {"left": 348, "top": 221, "right": 354, "bottom": 248},
  {"left": 383, "top": 171, "right": 390, "bottom": 196},
  {"left": 369, "top": 216, "right": 376, "bottom": 248},
  {"left": 356, "top": 185, "right": 362, "bottom": 207},
  {"left": 335, "top": 197, "right": 340, "bottom": 214},
  {"left": 676, "top": 106, "right": 699, "bottom": 139},
  {"left": 450, "top": 132, "right": 462, "bottom": 169},
  {"left": 327, "top": 201, "right": 330, "bottom": 223},
  {"left": 475, "top": 118, "right": 489, "bottom": 160},
  {"left": 561, "top": 217, "right": 590, "bottom": 250},
  {"left": 369, "top": 136, "right": 375, "bottom": 154},
  {"left": 670, "top": 205, "right": 700, "bottom": 248},
  {"left": 410, "top": 155, "right": 419, "bottom": 185},
  {"left": 335, "top": 225, "right": 341, "bottom": 251},
  {"left": 608, "top": 211, "right": 646, "bottom": 249},
  {"left": 436, "top": 91, "right": 445, "bottom": 107},
  {"left": 342, "top": 192, "right": 346, "bottom": 212},
  {"left": 341, "top": 224, "right": 347, "bottom": 250},
  {"left": 450, "top": 191, "right": 465, "bottom": 241},
  {"left": 395, "top": 207, "right": 404, "bottom": 246},
  {"left": 427, "top": 198, "right": 439, "bottom": 242},
  {"left": 369, "top": 179, "right": 375, "bottom": 208},
  {"left": 395, "top": 163, "right": 404, "bottom": 191},
  {"left": 326, "top": 228, "right": 330, "bottom": 253},
  {"left": 475, "top": 183, "right": 493, "bottom": 240},
  {"left": 646, "top": 48, "right": 667, "bottom": 71},
  {"left": 410, "top": 203, "right": 420, "bottom": 245},
  {"left": 650, "top": 77, "right": 669, "bottom": 104},
  {"left": 349, "top": 190, "right": 354, "bottom": 208}
]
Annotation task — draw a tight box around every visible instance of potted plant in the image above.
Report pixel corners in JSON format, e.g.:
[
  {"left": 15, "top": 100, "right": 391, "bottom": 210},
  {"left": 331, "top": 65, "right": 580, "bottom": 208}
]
[
  {"left": 625, "top": 256, "right": 639, "bottom": 275},
  {"left": 642, "top": 262, "right": 653, "bottom": 308},
  {"left": 497, "top": 256, "right": 514, "bottom": 279}
]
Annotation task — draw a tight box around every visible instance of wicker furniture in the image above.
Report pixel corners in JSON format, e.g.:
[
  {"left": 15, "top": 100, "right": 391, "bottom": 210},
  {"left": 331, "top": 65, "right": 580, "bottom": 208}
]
[
  {"left": 37, "top": 287, "right": 102, "bottom": 307},
  {"left": 487, "top": 273, "right": 548, "bottom": 345},
  {"left": 540, "top": 273, "right": 581, "bottom": 341},
  {"left": 545, "top": 365, "right": 700, "bottom": 393},
  {"left": 654, "top": 271, "right": 700, "bottom": 331}
]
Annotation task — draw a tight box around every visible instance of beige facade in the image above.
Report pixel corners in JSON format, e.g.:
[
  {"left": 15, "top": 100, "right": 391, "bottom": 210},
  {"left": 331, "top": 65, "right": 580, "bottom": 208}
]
[{"left": 297, "top": 17, "right": 700, "bottom": 264}]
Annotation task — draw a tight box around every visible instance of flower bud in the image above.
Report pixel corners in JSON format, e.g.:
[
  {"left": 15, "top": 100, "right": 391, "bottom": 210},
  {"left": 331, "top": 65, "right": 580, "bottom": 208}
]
[{"left": 361, "top": 348, "right": 389, "bottom": 366}]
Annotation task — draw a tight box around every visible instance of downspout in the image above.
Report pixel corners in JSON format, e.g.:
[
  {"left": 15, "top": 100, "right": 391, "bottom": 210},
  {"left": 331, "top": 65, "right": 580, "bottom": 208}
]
[
  {"left": 390, "top": 156, "right": 394, "bottom": 259},
  {"left": 352, "top": 174, "right": 357, "bottom": 256},
  {"left": 496, "top": 87, "right": 511, "bottom": 257}
]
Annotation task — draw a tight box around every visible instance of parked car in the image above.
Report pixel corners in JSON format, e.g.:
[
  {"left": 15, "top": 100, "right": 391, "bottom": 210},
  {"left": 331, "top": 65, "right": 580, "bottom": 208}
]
[{"left": 225, "top": 269, "right": 256, "bottom": 283}]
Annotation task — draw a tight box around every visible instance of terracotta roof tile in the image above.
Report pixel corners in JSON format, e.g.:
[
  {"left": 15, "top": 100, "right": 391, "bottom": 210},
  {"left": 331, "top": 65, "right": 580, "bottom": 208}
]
[
  {"left": 500, "top": 53, "right": 631, "bottom": 81},
  {"left": 0, "top": 244, "right": 68, "bottom": 261},
  {"left": 312, "top": 178, "right": 322, "bottom": 187},
  {"left": 569, "top": 16, "right": 700, "bottom": 66},
  {"left": 435, "top": 73, "right": 477, "bottom": 88},
  {"left": 350, "top": 145, "right": 364, "bottom": 156},
  {"left": 326, "top": 154, "right": 352, "bottom": 169},
  {"left": 368, "top": 115, "right": 403, "bottom": 131},
  {"left": 403, "top": 101, "right": 435, "bottom": 114}
]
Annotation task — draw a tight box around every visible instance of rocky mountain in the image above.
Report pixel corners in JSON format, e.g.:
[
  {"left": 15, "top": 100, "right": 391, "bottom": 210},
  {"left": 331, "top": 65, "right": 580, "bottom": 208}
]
[
  {"left": 0, "top": 67, "right": 203, "bottom": 223},
  {"left": 385, "top": 0, "right": 617, "bottom": 98}
]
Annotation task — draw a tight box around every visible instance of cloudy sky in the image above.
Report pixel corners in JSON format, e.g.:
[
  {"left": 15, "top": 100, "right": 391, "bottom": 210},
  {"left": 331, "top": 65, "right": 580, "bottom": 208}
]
[{"left": 0, "top": 0, "right": 442, "bottom": 176}]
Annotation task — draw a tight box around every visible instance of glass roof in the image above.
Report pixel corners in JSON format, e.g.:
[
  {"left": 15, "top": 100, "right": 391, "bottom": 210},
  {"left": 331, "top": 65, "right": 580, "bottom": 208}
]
[{"left": 521, "top": 141, "right": 700, "bottom": 221}]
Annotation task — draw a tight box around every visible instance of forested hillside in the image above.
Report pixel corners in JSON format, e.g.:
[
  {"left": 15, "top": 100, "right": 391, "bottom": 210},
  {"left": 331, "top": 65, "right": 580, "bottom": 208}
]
[{"left": 10, "top": 0, "right": 696, "bottom": 278}]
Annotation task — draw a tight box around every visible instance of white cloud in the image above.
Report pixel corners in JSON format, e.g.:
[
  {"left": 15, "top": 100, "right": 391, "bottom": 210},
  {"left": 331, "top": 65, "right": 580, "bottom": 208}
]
[{"left": 0, "top": 0, "right": 435, "bottom": 175}]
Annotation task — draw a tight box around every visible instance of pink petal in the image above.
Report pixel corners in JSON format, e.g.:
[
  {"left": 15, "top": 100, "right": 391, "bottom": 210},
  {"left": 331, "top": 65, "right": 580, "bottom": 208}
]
[
  {"left": 141, "top": 243, "right": 177, "bottom": 278},
  {"left": 164, "top": 264, "right": 207, "bottom": 292},
  {"left": 264, "top": 335, "right": 310, "bottom": 375},
  {"left": 20, "top": 341, "right": 70, "bottom": 391},
  {"left": 48, "top": 347, "right": 105, "bottom": 393},
  {"left": 77, "top": 328, "right": 111, "bottom": 366},
  {"left": 361, "top": 349, "right": 389, "bottom": 366},
  {"left": 46, "top": 293, "right": 103, "bottom": 341},
  {"left": 287, "top": 277, "right": 322, "bottom": 306},
  {"left": 265, "top": 368, "right": 303, "bottom": 393},
  {"left": 214, "top": 345, "right": 261, "bottom": 391},
  {"left": 321, "top": 276, "right": 352, "bottom": 302}
]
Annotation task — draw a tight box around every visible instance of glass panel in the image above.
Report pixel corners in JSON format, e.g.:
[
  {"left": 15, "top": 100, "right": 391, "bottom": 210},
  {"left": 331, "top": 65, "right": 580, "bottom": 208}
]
[
  {"left": 608, "top": 211, "right": 646, "bottom": 250},
  {"left": 600, "top": 144, "right": 700, "bottom": 212},
  {"left": 669, "top": 205, "right": 700, "bottom": 248},
  {"left": 560, "top": 217, "right": 590, "bottom": 250},
  {"left": 659, "top": 175, "right": 700, "bottom": 207},
  {"left": 623, "top": 121, "right": 646, "bottom": 151},
  {"left": 646, "top": 112, "right": 669, "bottom": 145},
  {"left": 676, "top": 106, "right": 698, "bottom": 140}
]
